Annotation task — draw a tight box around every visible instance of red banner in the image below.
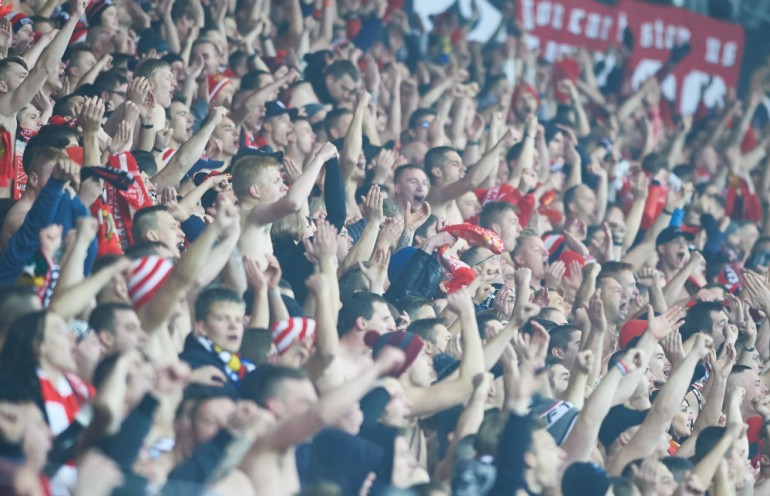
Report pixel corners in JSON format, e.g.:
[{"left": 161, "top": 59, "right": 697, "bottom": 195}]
[{"left": 517, "top": 0, "right": 745, "bottom": 113}]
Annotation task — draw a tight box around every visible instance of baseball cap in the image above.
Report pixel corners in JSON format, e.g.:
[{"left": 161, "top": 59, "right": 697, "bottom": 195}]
[
  {"left": 264, "top": 100, "right": 290, "bottom": 120},
  {"left": 656, "top": 226, "right": 695, "bottom": 247}
]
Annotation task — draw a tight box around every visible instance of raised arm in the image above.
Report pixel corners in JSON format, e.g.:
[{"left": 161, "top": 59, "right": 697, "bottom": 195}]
[
  {"left": 305, "top": 221, "right": 345, "bottom": 379},
  {"left": 562, "top": 348, "right": 644, "bottom": 463},
  {"left": 138, "top": 199, "right": 239, "bottom": 335},
  {"left": 247, "top": 143, "right": 338, "bottom": 226},
  {"left": 152, "top": 107, "right": 227, "bottom": 190},
  {"left": 430, "top": 129, "right": 513, "bottom": 204},
  {"left": 245, "top": 347, "right": 405, "bottom": 454},
  {"left": 609, "top": 333, "right": 712, "bottom": 474},
  {"left": 340, "top": 92, "right": 369, "bottom": 181},
  {"left": 405, "top": 288, "right": 485, "bottom": 416},
  {"left": 0, "top": 0, "right": 85, "bottom": 115}
]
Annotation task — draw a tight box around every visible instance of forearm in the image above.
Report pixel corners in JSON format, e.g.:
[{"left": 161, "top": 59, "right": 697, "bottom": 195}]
[
  {"left": 285, "top": 160, "right": 324, "bottom": 208},
  {"left": 572, "top": 97, "right": 591, "bottom": 138},
  {"left": 467, "top": 142, "right": 503, "bottom": 188},
  {"left": 565, "top": 157, "right": 582, "bottom": 188},
  {"left": 247, "top": 289, "right": 268, "bottom": 329},
  {"left": 458, "top": 309, "right": 485, "bottom": 378},
  {"left": 362, "top": 107, "right": 381, "bottom": 146},
  {"left": 561, "top": 368, "right": 589, "bottom": 409},
  {"left": 267, "top": 291, "right": 289, "bottom": 325},
  {"left": 563, "top": 369, "right": 623, "bottom": 462},
  {"left": 340, "top": 105, "right": 365, "bottom": 180},
  {"left": 648, "top": 283, "right": 668, "bottom": 313},
  {"left": 595, "top": 175, "right": 608, "bottom": 223},
  {"left": 162, "top": 17, "right": 181, "bottom": 55},
  {"left": 49, "top": 267, "right": 116, "bottom": 321},
  {"left": 690, "top": 435, "right": 736, "bottom": 488},
  {"left": 616, "top": 90, "right": 645, "bottom": 124},
  {"left": 318, "top": 257, "right": 340, "bottom": 323},
  {"left": 311, "top": 290, "right": 337, "bottom": 360},
  {"left": 76, "top": 61, "right": 107, "bottom": 89},
  {"left": 92, "top": 361, "right": 130, "bottom": 435},
  {"left": 508, "top": 136, "right": 535, "bottom": 187},
  {"left": 55, "top": 236, "right": 91, "bottom": 292},
  {"left": 662, "top": 264, "right": 696, "bottom": 305},
  {"left": 339, "top": 220, "right": 380, "bottom": 272},
  {"left": 82, "top": 131, "right": 101, "bottom": 167},
  {"left": 153, "top": 121, "right": 216, "bottom": 189},
  {"left": 136, "top": 122, "right": 155, "bottom": 152},
  {"left": 448, "top": 98, "right": 470, "bottom": 150},
  {"left": 419, "top": 80, "right": 452, "bottom": 108},
  {"left": 140, "top": 226, "right": 218, "bottom": 333},
  {"left": 388, "top": 86, "right": 401, "bottom": 143},
  {"left": 179, "top": 183, "right": 215, "bottom": 214},
  {"left": 626, "top": 354, "right": 699, "bottom": 453},
  {"left": 193, "top": 233, "right": 238, "bottom": 289},
  {"left": 482, "top": 323, "right": 518, "bottom": 370}
]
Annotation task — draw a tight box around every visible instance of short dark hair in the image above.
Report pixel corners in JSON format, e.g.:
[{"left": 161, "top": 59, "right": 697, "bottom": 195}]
[
  {"left": 22, "top": 145, "right": 66, "bottom": 177},
  {"left": 24, "top": 126, "right": 78, "bottom": 172},
  {"left": 0, "top": 286, "right": 38, "bottom": 333},
  {"left": 408, "top": 318, "right": 445, "bottom": 344},
  {"left": 134, "top": 58, "right": 170, "bottom": 82},
  {"left": 393, "top": 163, "right": 424, "bottom": 184},
  {"left": 324, "top": 59, "right": 359, "bottom": 82},
  {"left": 131, "top": 150, "right": 158, "bottom": 177},
  {"left": 397, "top": 296, "right": 433, "bottom": 319},
  {"left": 52, "top": 94, "right": 82, "bottom": 118},
  {"left": 93, "top": 71, "right": 128, "bottom": 94},
  {"left": 641, "top": 152, "right": 668, "bottom": 174},
  {"left": 661, "top": 456, "right": 693, "bottom": 483},
  {"left": 694, "top": 426, "right": 727, "bottom": 461},
  {"left": 479, "top": 202, "right": 516, "bottom": 230},
  {"left": 88, "top": 303, "right": 135, "bottom": 334},
  {"left": 194, "top": 286, "right": 244, "bottom": 322},
  {"left": 681, "top": 301, "right": 725, "bottom": 342},
  {"left": 408, "top": 108, "right": 436, "bottom": 130},
  {"left": 338, "top": 292, "right": 387, "bottom": 336},
  {"left": 324, "top": 108, "right": 353, "bottom": 136},
  {"left": 338, "top": 266, "right": 369, "bottom": 304},
  {"left": 241, "top": 365, "right": 309, "bottom": 407},
  {"left": 423, "top": 146, "right": 455, "bottom": 184},
  {"left": 598, "top": 261, "right": 634, "bottom": 280},
  {"left": 171, "top": 0, "right": 199, "bottom": 21},
  {"left": 131, "top": 205, "right": 170, "bottom": 243},
  {"left": 0, "top": 56, "right": 28, "bottom": 81},
  {"left": 548, "top": 324, "right": 581, "bottom": 355}
]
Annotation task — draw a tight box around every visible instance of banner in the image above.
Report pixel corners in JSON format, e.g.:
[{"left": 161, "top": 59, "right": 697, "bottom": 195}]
[{"left": 517, "top": 0, "right": 745, "bottom": 114}]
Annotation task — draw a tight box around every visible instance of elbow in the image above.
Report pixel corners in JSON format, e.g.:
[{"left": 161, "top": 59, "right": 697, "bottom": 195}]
[{"left": 284, "top": 196, "right": 303, "bottom": 212}]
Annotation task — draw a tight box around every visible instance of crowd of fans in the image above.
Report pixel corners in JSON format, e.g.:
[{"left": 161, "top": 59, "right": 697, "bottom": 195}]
[{"left": 0, "top": 0, "right": 769, "bottom": 494}]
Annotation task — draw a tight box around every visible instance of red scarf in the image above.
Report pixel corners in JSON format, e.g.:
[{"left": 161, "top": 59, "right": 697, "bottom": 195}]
[
  {"left": 106, "top": 153, "right": 153, "bottom": 249},
  {"left": 0, "top": 127, "right": 14, "bottom": 188}
]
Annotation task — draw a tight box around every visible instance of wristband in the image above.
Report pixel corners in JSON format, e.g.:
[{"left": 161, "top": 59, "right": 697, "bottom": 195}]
[
  {"left": 268, "top": 288, "right": 281, "bottom": 298},
  {"left": 142, "top": 123, "right": 154, "bottom": 129},
  {"left": 467, "top": 140, "right": 480, "bottom": 146},
  {"left": 613, "top": 241, "right": 623, "bottom": 247},
  {"left": 744, "top": 346, "right": 756, "bottom": 352},
  {"left": 615, "top": 360, "right": 630, "bottom": 376},
  {"left": 663, "top": 208, "right": 674, "bottom": 215},
  {"left": 152, "top": 147, "right": 164, "bottom": 153}
]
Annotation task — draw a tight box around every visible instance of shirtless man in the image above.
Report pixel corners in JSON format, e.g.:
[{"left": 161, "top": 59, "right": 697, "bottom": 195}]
[
  {"left": 0, "top": 0, "right": 85, "bottom": 198},
  {"left": 238, "top": 348, "right": 405, "bottom": 495},
  {"left": 308, "top": 291, "right": 397, "bottom": 392},
  {"left": 425, "top": 130, "right": 511, "bottom": 225},
  {"left": 231, "top": 141, "right": 338, "bottom": 268}
]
